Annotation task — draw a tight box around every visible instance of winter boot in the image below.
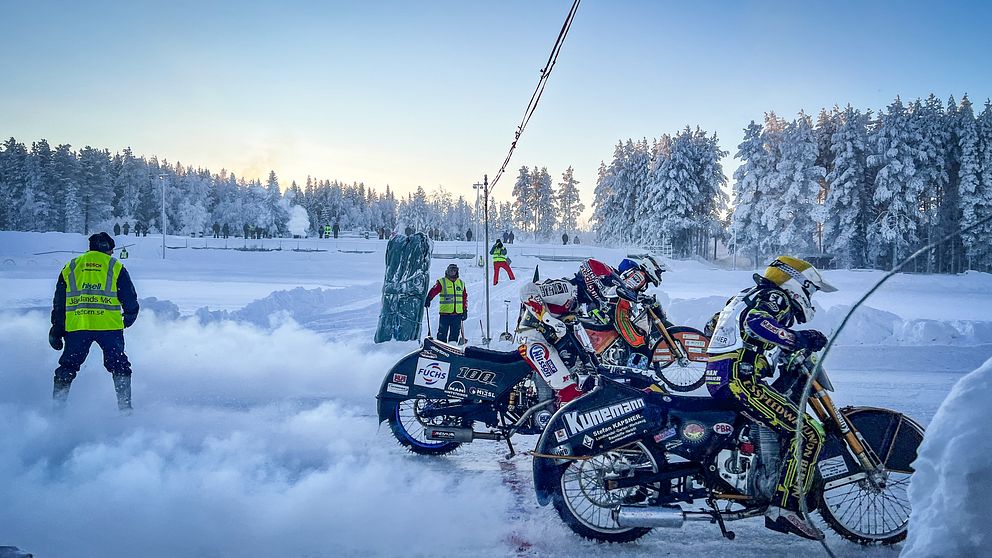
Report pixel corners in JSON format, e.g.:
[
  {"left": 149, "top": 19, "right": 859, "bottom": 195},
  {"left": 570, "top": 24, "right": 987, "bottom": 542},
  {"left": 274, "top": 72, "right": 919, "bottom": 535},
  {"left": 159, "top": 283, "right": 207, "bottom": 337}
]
[
  {"left": 764, "top": 505, "right": 824, "bottom": 541},
  {"left": 53, "top": 378, "right": 72, "bottom": 408},
  {"left": 113, "top": 374, "right": 133, "bottom": 413}
]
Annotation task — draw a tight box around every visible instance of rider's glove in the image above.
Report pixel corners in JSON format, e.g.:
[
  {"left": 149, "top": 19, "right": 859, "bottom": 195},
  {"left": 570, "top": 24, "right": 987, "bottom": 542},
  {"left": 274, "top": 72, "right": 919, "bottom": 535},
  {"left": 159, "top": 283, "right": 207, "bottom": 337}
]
[
  {"left": 795, "top": 329, "right": 828, "bottom": 352},
  {"left": 48, "top": 326, "right": 64, "bottom": 351}
]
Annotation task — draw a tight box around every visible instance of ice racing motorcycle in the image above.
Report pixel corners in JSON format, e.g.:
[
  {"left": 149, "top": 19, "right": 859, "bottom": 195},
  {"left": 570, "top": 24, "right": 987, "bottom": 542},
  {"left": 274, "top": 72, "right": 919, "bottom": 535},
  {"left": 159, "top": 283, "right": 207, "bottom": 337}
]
[
  {"left": 531, "top": 351, "right": 924, "bottom": 545},
  {"left": 376, "top": 337, "right": 561, "bottom": 457},
  {"left": 582, "top": 295, "right": 710, "bottom": 393}
]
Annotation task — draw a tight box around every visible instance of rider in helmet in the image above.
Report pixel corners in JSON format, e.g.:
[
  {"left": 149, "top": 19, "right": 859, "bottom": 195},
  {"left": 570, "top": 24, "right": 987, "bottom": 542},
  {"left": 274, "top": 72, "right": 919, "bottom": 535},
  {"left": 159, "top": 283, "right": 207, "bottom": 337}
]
[
  {"left": 517, "top": 259, "right": 633, "bottom": 403},
  {"left": 705, "top": 256, "right": 835, "bottom": 541}
]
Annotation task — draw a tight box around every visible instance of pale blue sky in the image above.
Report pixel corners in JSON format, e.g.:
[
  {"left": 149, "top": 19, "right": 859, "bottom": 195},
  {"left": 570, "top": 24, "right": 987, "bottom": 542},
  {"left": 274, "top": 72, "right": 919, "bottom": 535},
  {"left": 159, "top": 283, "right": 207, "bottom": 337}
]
[{"left": 2, "top": 0, "right": 990, "bottom": 216}]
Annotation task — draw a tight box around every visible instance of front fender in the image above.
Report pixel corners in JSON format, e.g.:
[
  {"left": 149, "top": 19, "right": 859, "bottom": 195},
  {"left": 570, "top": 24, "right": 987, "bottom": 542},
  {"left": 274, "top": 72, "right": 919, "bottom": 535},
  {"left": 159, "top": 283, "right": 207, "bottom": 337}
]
[{"left": 375, "top": 349, "right": 421, "bottom": 423}]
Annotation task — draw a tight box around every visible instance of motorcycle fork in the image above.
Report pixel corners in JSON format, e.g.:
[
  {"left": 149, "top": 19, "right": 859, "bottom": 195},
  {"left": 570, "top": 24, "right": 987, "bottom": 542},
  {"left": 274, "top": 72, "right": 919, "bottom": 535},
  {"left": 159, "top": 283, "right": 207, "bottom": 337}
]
[
  {"left": 648, "top": 308, "right": 689, "bottom": 366},
  {"left": 809, "top": 380, "right": 884, "bottom": 480}
]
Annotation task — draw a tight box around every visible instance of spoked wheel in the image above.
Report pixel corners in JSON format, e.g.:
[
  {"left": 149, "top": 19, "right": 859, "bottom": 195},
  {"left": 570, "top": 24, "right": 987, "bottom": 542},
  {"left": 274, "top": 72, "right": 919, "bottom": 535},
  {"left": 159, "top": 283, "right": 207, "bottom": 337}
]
[
  {"left": 387, "top": 397, "right": 467, "bottom": 456},
  {"left": 816, "top": 408, "right": 925, "bottom": 545},
  {"left": 549, "top": 441, "right": 663, "bottom": 543},
  {"left": 652, "top": 327, "right": 709, "bottom": 392}
]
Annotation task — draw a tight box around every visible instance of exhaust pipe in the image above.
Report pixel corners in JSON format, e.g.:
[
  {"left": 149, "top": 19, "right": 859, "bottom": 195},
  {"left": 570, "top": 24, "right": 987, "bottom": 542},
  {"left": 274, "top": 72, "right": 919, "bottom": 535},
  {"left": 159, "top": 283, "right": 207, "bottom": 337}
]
[
  {"left": 425, "top": 427, "right": 474, "bottom": 443},
  {"left": 614, "top": 505, "right": 686, "bottom": 528}
]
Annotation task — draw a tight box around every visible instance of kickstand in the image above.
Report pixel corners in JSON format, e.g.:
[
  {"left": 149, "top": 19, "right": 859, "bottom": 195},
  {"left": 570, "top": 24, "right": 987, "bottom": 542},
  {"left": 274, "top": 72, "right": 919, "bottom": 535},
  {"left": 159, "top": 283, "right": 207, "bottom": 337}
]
[
  {"left": 707, "top": 496, "right": 736, "bottom": 541},
  {"left": 504, "top": 436, "right": 517, "bottom": 459}
]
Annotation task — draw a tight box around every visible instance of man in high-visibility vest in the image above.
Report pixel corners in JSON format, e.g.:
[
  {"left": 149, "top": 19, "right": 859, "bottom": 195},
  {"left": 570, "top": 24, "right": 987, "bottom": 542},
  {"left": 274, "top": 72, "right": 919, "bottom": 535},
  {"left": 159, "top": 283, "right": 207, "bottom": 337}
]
[
  {"left": 48, "top": 232, "right": 140, "bottom": 412},
  {"left": 424, "top": 263, "right": 467, "bottom": 344},
  {"left": 490, "top": 239, "right": 515, "bottom": 285}
]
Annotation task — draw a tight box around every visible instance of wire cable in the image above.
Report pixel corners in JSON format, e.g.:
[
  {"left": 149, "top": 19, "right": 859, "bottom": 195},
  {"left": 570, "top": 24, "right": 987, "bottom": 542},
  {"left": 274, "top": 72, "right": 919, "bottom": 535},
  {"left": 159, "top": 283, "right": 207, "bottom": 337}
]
[
  {"left": 792, "top": 212, "right": 992, "bottom": 557},
  {"left": 489, "top": 0, "right": 581, "bottom": 192}
]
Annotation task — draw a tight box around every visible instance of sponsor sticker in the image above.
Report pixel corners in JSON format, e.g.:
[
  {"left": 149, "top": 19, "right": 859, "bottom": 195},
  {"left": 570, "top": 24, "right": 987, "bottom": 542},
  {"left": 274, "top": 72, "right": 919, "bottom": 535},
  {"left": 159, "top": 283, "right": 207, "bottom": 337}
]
[
  {"left": 760, "top": 319, "right": 796, "bottom": 343},
  {"left": 818, "top": 455, "right": 848, "bottom": 478},
  {"left": 429, "top": 429, "right": 455, "bottom": 440},
  {"left": 582, "top": 435, "right": 595, "bottom": 449},
  {"left": 392, "top": 373, "right": 407, "bottom": 384},
  {"left": 653, "top": 425, "right": 678, "bottom": 443},
  {"left": 527, "top": 343, "right": 560, "bottom": 380},
  {"left": 713, "top": 423, "right": 733, "bottom": 436},
  {"left": 445, "top": 380, "right": 467, "bottom": 398},
  {"left": 386, "top": 383, "right": 409, "bottom": 396},
  {"left": 681, "top": 422, "right": 707, "bottom": 443},
  {"left": 414, "top": 358, "right": 450, "bottom": 389},
  {"left": 468, "top": 387, "right": 497, "bottom": 399},
  {"left": 554, "top": 428, "right": 568, "bottom": 443},
  {"left": 552, "top": 445, "right": 571, "bottom": 456},
  {"left": 562, "top": 398, "right": 646, "bottom": 436}
]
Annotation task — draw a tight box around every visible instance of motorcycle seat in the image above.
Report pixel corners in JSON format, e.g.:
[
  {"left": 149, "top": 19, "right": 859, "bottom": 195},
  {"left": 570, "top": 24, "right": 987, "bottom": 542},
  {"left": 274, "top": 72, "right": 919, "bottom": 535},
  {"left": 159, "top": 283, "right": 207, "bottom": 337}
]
[{"left": 464, "top": 345, "right": 524, "bottom": 364}]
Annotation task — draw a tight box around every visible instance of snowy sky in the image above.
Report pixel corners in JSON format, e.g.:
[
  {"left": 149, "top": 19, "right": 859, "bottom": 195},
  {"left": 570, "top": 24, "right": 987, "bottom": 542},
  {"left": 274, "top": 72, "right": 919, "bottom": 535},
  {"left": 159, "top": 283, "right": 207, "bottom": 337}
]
[{"left": 2, "top": 0, "right": 990, "bottom": 211}]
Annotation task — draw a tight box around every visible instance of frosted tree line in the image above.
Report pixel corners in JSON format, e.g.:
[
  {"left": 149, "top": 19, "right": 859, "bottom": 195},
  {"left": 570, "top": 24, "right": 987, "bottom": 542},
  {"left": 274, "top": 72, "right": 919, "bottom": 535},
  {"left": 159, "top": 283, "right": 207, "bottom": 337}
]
[
  {"left": 509, "top": 165, "right": 585, "bottom": 239},
  {"left": 592, "top": 127, "right": 728, "bottom": 258},
  {"left": 733, "top": 94, "right": 992, "bottom": 272}
]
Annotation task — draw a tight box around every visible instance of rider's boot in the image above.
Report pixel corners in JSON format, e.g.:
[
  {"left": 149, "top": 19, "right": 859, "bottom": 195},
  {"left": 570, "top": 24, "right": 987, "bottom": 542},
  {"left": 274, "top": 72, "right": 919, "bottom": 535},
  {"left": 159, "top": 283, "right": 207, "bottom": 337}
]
[{"left": 764, "top": 506, "right": 824, "bottom": 541}]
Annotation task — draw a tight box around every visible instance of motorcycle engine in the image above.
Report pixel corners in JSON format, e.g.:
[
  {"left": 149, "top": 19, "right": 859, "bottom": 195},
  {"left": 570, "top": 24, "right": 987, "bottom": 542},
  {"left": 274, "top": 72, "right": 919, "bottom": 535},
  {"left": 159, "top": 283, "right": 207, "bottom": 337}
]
[{"left": 748, "top": 423, "right": 782, "bottom": 501}]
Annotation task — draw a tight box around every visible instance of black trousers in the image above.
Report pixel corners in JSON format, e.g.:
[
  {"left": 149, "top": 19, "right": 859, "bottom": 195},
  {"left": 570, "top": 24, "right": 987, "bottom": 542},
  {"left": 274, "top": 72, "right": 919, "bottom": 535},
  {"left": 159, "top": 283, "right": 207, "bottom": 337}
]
[
  {"left": 53, "top": 330, "right": 133, "bottom": 409},
  {"left": 437, "top": 314, "right": 462, "bottom": 343}
]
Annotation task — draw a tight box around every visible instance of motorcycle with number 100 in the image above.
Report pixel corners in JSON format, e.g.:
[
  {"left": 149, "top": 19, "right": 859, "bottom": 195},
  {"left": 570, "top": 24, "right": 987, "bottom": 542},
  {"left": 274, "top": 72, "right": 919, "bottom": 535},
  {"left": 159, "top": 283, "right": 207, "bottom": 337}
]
[{"left": 531, "top": 350, "right": 924, "bottom": 545}]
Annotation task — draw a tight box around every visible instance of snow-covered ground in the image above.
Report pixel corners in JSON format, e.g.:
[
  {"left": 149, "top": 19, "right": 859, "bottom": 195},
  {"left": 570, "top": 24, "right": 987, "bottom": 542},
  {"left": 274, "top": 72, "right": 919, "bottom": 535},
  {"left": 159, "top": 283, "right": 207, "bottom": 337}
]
[{"left": 1, "top": 231, "right": 990, "bottom": 558}]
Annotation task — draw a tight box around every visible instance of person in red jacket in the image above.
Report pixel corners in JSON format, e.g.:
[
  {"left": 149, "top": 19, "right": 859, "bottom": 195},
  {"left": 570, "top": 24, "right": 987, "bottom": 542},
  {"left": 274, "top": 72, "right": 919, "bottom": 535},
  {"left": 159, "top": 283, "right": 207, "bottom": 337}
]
[{"left": 424, "top": 263, "right": 468, "bottom": 344}]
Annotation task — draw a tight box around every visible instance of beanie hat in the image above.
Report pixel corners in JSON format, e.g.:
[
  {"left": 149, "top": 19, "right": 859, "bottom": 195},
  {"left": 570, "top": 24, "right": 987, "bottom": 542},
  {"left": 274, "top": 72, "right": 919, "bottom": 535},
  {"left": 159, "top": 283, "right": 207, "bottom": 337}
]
[{"left": 89, "top": 232, "right": 115, "bottom": 253}]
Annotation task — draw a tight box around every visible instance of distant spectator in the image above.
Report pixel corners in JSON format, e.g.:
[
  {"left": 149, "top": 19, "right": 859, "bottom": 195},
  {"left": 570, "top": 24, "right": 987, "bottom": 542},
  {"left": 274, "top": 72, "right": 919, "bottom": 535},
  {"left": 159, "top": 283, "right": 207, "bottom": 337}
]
[
  {"left": 466, "top": 229, "right": 473, "bottom": 242},
  {"left": 562, "top": 232, "right": 569, "bottom": 245},
  {"left": 213, "top": 222, "right": 220, "bottom": 238},
  {"left": 333, "top": 222, "right": 340, "bottom": 238},
  {"left": 222, "top": 223, "right": 230, "bottom": 238},
  {"left": 113, "top": 223, "right": 121, "bottom": 236},
  {"left": 243, "top": 223, "right": 250, "bottom": 238},
  {"left": 508, "top": 231, "right": 515, "bottom": 244},
  {"left": 573, "top": 235, "right": 580, "bottom": 245},
  {"left": 502, "top": 231, "right": 509, "bottom": 243},
  {"left": 122, "top": 222, "right": 130, "bottom": 236},
  {"left": 490, "top": 239, "right": 515, "bottom": 285}
]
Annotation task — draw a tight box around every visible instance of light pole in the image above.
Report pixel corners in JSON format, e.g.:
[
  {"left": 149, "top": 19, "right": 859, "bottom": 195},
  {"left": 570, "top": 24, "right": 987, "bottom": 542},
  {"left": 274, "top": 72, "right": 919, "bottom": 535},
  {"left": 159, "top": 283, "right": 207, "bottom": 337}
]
[
  {"left": 482, "top": 175, "right": 491, "bottom": 346},
  {"left": 159, "top": 174, "right": 167, "bottom": 260},
  {"left": 472, "top": 182, "right": 483, "bottom": 264}
]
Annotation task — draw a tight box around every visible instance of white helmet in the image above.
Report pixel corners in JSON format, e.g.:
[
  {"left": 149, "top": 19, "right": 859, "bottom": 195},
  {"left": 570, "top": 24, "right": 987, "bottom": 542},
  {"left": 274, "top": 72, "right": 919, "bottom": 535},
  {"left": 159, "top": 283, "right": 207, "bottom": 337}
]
[
  {"left": 639, "top": 255, "right": 666, "bottom": 287},
  {"left": 761, "top": 256, "right": 836, "bottom": 324}
]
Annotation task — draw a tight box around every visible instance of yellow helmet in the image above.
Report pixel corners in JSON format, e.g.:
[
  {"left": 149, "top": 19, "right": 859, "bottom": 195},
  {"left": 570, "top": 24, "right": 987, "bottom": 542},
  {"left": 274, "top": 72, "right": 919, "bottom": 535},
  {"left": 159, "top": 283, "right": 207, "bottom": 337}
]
[{"left": 761, "top": 256, "right": 837, "bottom": 323}]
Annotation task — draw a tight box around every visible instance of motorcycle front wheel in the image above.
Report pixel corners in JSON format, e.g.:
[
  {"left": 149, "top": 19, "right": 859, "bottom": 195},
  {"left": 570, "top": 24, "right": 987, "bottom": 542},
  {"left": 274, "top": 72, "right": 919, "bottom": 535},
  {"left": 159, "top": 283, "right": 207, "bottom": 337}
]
[
  {"left": 548, "top": 441, "right": 664, "bottom": 543},
  {"left": 816, "top": 408, "right": 925, "bottom": 545},
  {"left": 387, "top": 397, "right": 467, "bottom": 456}
]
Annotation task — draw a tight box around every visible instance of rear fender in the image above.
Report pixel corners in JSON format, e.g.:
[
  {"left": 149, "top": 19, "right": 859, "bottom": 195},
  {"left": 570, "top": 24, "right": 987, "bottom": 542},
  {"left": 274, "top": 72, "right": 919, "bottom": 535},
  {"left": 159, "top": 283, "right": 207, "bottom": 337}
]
[{"left": 532, "top": 378, "right": 665, "bottom": 505}]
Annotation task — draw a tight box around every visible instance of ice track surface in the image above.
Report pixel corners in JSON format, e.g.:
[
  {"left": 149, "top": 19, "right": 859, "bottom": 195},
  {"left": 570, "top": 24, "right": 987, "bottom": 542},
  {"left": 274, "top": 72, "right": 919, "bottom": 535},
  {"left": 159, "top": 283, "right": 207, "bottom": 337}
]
[{"left": 0, "top": 232, "right": 989, "bottom": 557}]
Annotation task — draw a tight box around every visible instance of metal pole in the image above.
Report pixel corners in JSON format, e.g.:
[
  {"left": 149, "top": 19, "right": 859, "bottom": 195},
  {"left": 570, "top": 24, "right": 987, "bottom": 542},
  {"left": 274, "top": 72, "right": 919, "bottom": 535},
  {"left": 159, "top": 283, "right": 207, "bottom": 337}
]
[
  {"left": 473, "top": 182, "right": 482, "bottom": 263},
  {"left": 483, "top": 174, "right": 491, "bottom": 346},
  {"left": 160, "top": 175, "right": 166, "bottom": 260}
]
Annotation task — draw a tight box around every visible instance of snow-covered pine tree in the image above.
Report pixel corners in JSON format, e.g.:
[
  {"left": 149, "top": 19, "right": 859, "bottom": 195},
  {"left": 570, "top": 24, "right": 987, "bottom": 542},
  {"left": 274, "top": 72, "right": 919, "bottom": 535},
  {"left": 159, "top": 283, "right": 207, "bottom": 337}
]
[
  {"left": 823, "top": 105, "right": 871, "bottom": 268},
  {"left": 912, "top": 94, "right": 950, "bottom": 271},
  {"left": 532, "top": 167, "right": 556, "bottom": 239},
  {"left": 0, "top": 138, "right": 30, "bottom": 231},
  {"left": 753, "top": 112, "right": 789, "bottom": 255},
  {"left": 953, "top": 95, "right": 982, "bottom": 271},
  {"left": 555, "top": 166, "right": 584, "bottom": 236},
  {"left": 867, "top": 97, "right": 925, "bottom": 268},
  {"left": 28, "top": 139, "right": 55, "bottom": 231},
  {"left": 767, "top": 113, "right": 824, "bottom": 255},
  {"left": 511, "top": 166, "right": 534, "bottom": 236},
  {"left": 592, "top": 146, "right": 624, "bottom": 243},
  {"left": 639, "top": 134, "right": 672, "bottom": 246},
  {"left": 730, "top": 121, "right": 768, "bottom": 265},
  {"left": 77, "top": 146, "right": 114, "bottom": 234},
  {"left": 692, "top": 128, "right": 729, "bottom": 258},
  {"left": 971, "top": 100, "right": 992, "bottom": 270}
]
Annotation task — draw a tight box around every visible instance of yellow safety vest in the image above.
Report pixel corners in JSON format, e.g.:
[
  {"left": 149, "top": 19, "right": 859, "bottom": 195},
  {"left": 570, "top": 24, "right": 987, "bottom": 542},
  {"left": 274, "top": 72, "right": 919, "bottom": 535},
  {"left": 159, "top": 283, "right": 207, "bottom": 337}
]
[
  {"left": 438, "top": 278, "right": 465, "bottom": 315},
  {"left": 492, "top": 246, "right": 507, "bottom": 263},
  {"left": 61, "top": 251, "right": 125, "bottom": 332}
]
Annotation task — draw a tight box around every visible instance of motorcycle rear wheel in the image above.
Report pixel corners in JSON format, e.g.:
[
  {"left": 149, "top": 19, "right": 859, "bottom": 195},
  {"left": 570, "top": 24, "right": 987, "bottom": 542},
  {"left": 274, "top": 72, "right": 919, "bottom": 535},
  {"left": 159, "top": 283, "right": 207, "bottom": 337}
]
[
  {"left": 549, "top": 441, "right": 664, "bottom": 543},
  {"left": 816, "top": 408, "right": 925, "bottom": 545},
  {"left": 387, "top": 397, "right": 467, "bottom": 456}
]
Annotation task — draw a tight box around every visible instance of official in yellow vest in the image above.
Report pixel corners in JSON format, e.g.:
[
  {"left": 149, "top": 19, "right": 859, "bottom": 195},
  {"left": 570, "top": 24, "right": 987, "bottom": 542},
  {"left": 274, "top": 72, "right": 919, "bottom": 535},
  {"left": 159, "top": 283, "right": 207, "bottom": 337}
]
[
  {"left": 424, "top": 263, "right": 467, "bottom": 344},
  {"left": 48, "top": 232, "right": 140, "bottom": 412}
]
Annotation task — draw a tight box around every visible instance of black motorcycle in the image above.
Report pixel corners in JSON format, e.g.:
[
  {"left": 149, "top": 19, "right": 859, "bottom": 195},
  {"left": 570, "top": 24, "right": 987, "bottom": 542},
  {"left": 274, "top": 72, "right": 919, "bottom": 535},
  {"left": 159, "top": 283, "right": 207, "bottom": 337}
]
[
  {"left": 531, "top": 351, "right": 924, "bottom": 545},
  {"left": 376, "top": 338, "right": 558, "bottom": 457}
]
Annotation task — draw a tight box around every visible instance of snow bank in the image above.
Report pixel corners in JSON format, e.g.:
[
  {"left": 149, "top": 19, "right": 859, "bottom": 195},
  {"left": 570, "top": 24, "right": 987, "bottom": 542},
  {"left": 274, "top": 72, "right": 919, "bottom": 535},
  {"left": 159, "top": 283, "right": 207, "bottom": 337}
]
[
  {"left": 902, "top": 356, "right": 992, "bottom": 557},
  {"left": 821, "top": 305, "right": 992, "bottom": 346},
  {"left": 0, "top": 311, "right": 512, "bottom": 558}
]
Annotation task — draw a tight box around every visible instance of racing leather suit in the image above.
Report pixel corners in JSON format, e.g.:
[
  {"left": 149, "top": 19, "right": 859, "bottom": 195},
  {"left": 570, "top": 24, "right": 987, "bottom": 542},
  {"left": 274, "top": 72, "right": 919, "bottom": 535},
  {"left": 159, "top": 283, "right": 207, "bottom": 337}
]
[
  {"left": 515, "top": 277, "right": 595, "bottom": 403},
  {"left": 705, "top": 278, "right": 824, "bottom": 511}
]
